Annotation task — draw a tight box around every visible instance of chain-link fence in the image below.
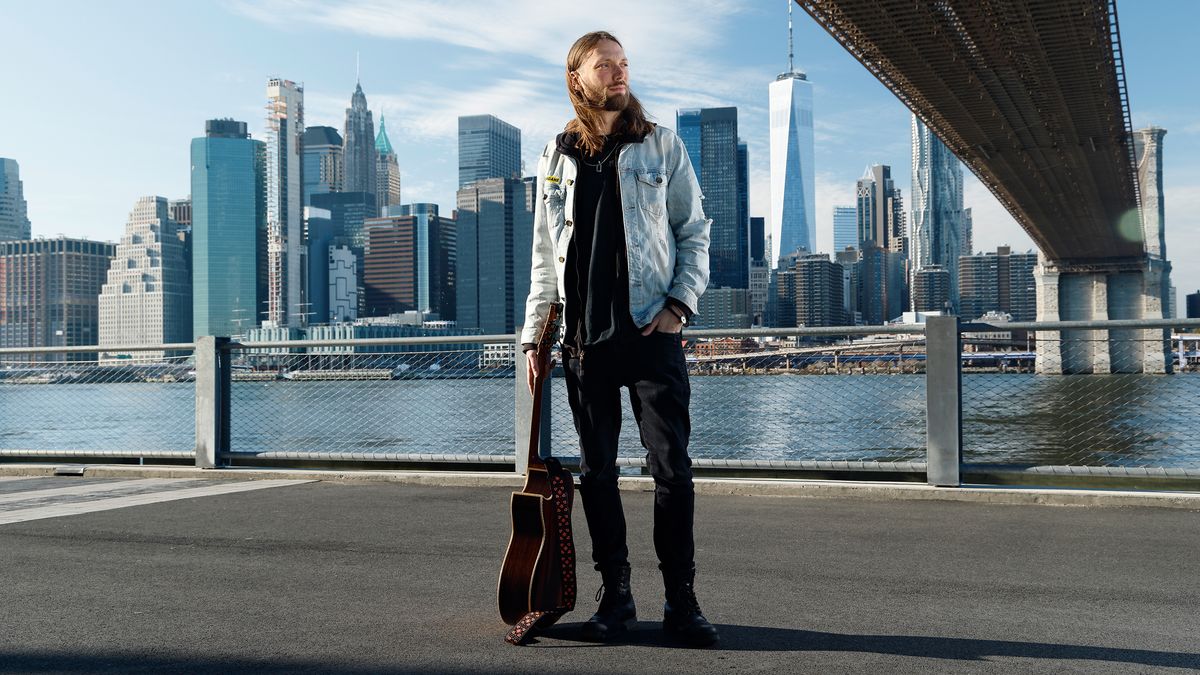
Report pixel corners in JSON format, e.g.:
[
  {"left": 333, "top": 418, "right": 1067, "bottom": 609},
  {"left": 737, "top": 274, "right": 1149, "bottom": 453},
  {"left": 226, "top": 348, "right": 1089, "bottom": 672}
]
[
  {"left": 550, "top": 332, "right": 928, "bottom": 469},
  {"left": 962, "top": 328, "right": 1200, "bottom": 471},
  {"left": 0, "top": 348, "right": 195, "bottom": 459},
  {"left": 227, "top": 345, "right": 515, "bottom": 461},
  {"left": 3, "top": 322, "right": 1198, "bottom": 479}
]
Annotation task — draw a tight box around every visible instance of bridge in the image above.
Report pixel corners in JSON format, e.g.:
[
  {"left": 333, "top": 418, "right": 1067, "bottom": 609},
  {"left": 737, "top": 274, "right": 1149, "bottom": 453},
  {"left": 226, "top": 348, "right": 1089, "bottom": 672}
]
[{"left": 798, "top": 0, "right": 1172, "bottom": 374}]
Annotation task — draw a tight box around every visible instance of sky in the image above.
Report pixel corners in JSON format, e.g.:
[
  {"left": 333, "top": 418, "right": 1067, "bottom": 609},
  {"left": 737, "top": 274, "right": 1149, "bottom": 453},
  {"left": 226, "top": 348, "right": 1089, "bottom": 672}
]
[{"left": 2, "top": 0, "right": 1197, "bottom": 314}]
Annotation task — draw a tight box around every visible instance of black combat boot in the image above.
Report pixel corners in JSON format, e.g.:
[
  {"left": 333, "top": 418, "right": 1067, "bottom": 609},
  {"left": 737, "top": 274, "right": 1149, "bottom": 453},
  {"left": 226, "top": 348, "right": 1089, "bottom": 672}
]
[
  {"left": 662, "top": 567, "right": 719, "bottom": 647},
  {"left": 579, "top": 563, "right": 636, "bottom": 641}
]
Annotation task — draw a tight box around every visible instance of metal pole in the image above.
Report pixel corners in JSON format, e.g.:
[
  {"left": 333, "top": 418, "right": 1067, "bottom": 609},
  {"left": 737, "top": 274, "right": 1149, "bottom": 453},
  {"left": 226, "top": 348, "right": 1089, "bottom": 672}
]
[
  {"left": 514, "top": 345, "right": 551, "bottom": 474},
  {"left": 925, "top": 316, "right": 961, "bottom": 486},
  {"left": 194, "top": 336, "right": 231, "bottom": 468}
]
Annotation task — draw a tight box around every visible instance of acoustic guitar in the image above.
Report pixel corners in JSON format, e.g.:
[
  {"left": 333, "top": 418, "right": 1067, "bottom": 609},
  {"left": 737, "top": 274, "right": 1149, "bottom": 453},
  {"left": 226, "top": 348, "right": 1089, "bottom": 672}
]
[{"left": 497, "top": 302, "right": 576, "bottom": 645}]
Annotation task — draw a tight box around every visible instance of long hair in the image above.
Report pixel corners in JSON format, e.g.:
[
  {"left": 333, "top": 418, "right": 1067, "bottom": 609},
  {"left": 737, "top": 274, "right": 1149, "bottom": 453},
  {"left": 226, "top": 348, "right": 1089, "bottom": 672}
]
[{"left": 564, "top": 31, "right": 655, "bottom": 155}]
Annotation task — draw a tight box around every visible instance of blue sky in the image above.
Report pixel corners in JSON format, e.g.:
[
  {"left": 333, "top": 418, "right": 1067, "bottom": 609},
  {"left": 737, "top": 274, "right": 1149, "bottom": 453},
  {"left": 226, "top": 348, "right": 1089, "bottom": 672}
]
[{"left": 2, "top": 1, "right": 1197, "bottom": 311}]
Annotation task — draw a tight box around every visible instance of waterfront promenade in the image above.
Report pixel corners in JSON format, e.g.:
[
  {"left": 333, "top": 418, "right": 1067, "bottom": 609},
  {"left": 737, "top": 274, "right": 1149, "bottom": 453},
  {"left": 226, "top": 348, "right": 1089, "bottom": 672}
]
[{"left": 1, "top": 469, "right": 1197, "bottom": 673}]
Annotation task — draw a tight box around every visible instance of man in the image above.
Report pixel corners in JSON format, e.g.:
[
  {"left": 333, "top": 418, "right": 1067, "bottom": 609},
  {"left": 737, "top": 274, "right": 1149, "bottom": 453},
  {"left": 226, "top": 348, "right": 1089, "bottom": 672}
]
[{"left": 521, "top": 31, "right": 716, "bottom": 647}]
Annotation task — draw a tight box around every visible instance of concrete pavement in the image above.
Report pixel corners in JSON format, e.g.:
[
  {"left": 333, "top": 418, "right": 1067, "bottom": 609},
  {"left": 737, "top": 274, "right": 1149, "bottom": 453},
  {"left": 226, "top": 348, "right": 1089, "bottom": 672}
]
[{"left": 0, "top": 477, "right": 1197, "bottom": 673}]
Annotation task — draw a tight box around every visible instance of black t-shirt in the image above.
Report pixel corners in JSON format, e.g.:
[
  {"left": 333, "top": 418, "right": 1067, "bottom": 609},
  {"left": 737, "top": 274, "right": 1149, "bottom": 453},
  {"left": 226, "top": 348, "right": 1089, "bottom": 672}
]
[{"left": 557, "top": 131, "right": 643, "bottom": 351}]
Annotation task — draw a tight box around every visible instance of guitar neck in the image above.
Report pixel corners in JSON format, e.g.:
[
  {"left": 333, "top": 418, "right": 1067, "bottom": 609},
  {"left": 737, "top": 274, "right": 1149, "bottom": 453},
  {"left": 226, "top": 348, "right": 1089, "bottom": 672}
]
[{"left": 527, "top": 370, "right": 548, "bottom": 470}]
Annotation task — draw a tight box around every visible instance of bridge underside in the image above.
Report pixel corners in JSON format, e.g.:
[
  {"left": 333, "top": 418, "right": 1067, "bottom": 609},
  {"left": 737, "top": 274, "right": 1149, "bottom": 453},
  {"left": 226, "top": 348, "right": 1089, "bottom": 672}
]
[{"left": 798, "top": 0, "right": 1143, "bottom": 263}]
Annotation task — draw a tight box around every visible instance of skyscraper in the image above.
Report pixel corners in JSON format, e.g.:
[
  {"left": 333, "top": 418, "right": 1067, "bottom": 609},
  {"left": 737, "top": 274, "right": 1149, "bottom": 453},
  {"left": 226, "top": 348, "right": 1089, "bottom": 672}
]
[
  {"left": 343, "top": 82, "right": 376, "bottom": 197},
  {"left": 363, "top": 203, "right": 456, "bottom": 320},
  {"left": 910, "top": 116, "right": 966, "bottom": 311},
  {"left": 677, "top": 107, "right": 745, "bottom": 289},
  {"left": 856, "top": 165, "right": 907, "bottom": 322},
  {"left": 0, "top": 158, "right": 31, "bottom": 241},
  {"left": 768, "top": 1, "right": 816, "bottom": 264},
  {"left": 0, "top": 237, "right": 114, "bottom": 361},
  {"left": 302, "top": 126, "right": 343, "bottom": 205},
  {"left": 455, "top": 177, "right": 533, "bottom": 333},
  {"left": 458, "top": 114, "right": 521, "bottom": 188},
  {"left": 191, "top": 119, "right": 266, "bottom": 338},
  {"left": 375, "top": 115, "right": 402, "bottom": 213},
  {"left": 265, "top": 78, "right": 305, "bottom": 328},
  {"left": 98, "top": 196, "right": 191, "bottom": 360},
  {"left": 833, "top": 205, "right": 857, "bottom": 252}
]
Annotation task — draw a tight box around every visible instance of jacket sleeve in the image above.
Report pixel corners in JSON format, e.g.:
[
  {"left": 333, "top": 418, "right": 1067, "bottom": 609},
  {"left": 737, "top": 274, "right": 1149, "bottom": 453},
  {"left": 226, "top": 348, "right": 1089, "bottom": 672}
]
[
  {"left": 520, "top": 151, "right": 560, "bottom": 344},
  {"left": 664, "top": 131, "right": 710, "bottom": 315}
]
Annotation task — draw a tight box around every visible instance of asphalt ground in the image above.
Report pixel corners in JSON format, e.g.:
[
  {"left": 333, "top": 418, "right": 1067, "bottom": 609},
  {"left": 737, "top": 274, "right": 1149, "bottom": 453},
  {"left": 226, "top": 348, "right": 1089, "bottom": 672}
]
[{"left": 0, "top": 479, "right": 1198, "bottom": 673}]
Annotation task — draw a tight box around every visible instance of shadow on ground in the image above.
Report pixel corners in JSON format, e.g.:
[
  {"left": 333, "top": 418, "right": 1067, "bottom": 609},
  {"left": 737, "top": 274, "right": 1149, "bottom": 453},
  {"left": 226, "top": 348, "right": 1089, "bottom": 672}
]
[{"left": 530, "top": 621, "right": 1200, "bottom": 669}]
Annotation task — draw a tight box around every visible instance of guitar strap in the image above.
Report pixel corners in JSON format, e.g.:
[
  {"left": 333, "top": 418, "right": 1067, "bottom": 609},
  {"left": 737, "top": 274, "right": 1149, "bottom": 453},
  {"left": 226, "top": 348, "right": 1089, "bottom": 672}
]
[{"left": 504, "top": 457, "right": 576, "bottom": 646}]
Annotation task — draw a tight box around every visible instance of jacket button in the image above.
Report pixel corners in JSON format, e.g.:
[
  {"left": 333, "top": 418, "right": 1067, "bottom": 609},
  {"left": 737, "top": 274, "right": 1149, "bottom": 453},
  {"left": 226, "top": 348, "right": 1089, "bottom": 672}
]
[
  {"left": 566, "top": 179, "right": 574, "bottom": 186},
  {"left": 558, "top": 256, "right": 565, "bottom": 263},
  {"left": 655, "top": 176, "right": 663, "bottom": 184},
  {"left": 542, "top": 194, "right": 548, "bottom": 201},
  {"left": 565, "top": 220, "right": 573, "bottom": 227}
]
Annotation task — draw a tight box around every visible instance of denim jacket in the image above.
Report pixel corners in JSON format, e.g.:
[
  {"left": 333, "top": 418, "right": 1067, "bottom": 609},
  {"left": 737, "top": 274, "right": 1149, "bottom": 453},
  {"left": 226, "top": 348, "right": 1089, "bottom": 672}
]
[{"left": 520, "top": 125, "right": 710, "bottom": 344}]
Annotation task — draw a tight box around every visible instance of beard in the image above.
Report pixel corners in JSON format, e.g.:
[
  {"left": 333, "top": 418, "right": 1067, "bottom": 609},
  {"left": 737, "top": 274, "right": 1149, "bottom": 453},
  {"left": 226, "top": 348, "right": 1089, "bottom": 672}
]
[{"left": 580, "top": 80, "right": 629, "bottom": 112}]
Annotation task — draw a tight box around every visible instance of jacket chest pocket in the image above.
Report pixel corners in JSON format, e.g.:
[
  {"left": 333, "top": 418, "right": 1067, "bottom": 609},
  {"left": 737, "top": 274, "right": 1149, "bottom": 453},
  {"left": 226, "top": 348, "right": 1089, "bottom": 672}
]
[
  {"left": 634, "top": 169, "right": 668, "bottom": 218},
  {"left": 544, "top": 184, "right": 567, "bottom": 237}
]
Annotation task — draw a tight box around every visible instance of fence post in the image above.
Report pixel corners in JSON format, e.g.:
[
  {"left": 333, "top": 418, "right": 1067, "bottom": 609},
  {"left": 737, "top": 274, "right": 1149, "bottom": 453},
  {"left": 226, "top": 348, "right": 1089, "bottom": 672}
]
[
  {"left": 195, "top": 336, "right": 231, "bottom": 469},
  {"left": 514, "top": 345, "right": 552, "bottom": 474},
  {"left": 925, "top": 316, "right": 961, "bottom": 487}
]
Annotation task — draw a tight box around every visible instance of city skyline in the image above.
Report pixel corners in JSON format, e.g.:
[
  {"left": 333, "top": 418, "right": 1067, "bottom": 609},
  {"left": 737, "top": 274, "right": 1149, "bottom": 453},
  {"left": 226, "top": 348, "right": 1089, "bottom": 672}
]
[{"left": 1, "top": 2, "right": 1197, "bottom": 309}]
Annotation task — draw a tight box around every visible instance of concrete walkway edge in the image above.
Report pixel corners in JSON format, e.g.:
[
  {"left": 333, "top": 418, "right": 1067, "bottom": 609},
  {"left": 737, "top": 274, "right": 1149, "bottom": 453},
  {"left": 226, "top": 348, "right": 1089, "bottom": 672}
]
[{"left": 1, "top": 463, "right": 1197, "bottom": 509}]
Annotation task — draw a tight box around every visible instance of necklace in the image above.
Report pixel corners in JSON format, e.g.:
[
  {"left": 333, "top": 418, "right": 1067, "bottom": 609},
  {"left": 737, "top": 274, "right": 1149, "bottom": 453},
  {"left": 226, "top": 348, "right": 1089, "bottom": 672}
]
[{"left": 581, "top": 143, "right": 620, "bottom": 173}]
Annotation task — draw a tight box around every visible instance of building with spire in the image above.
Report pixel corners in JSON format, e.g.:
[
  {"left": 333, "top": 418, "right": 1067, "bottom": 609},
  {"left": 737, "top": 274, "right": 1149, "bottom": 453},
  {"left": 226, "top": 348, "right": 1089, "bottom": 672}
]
[
  {"left": 343, "top": 81, "right": 376, "bottom": 197},
  {"left": 768, "top": 0, "right": 816, "bottom": 265},
  {"left": 99, "top": 196, "right": 192, "bottom": 361},
  {"left": 375, "top": 115, "right": 401, "bottom": 214},
  {"left": 265, "top": 78, "right": 305, "bottom": 328},
  {"left": 910, "top": 115, "right": 967, "bottom": 312},
  {"left": 0, "top": 158, "right": 31, "bottom": 241}
]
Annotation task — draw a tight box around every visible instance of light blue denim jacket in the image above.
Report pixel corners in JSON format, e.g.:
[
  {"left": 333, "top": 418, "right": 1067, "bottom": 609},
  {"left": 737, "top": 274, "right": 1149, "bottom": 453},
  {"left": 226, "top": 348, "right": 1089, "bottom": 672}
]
[{"left": 520, "top": 125, "right": 711, "bottom": 344}]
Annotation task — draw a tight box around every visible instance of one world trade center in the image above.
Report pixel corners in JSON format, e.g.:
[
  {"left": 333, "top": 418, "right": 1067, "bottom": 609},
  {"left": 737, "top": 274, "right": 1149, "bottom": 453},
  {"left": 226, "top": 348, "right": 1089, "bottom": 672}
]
[{"left": 769, "top": 1, "right": 816, "bottom": 266}]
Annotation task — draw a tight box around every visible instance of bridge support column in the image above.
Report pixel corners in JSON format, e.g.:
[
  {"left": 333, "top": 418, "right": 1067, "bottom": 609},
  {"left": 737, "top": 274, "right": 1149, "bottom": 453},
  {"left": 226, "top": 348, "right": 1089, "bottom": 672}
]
[{"left": 1034, "top": 258, "right": 1172, "bottom": 374}]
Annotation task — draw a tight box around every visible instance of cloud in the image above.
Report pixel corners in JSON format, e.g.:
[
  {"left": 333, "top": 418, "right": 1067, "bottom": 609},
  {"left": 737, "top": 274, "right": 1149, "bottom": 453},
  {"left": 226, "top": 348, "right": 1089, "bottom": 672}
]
[{"left": 962, "top": 174, "right": 1034, "bottom": 255}]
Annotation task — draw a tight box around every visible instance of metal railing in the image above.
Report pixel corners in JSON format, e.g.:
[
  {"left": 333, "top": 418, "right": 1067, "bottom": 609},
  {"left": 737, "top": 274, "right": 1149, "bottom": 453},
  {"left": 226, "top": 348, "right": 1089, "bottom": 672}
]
[{"left": 3, "top": 317, "right": 1200, "bottom": 486}]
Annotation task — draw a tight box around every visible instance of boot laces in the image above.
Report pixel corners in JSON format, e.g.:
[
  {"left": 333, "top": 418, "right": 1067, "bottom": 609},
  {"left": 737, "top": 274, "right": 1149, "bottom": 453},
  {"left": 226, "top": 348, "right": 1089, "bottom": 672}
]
[{"left": 674, "top": 582, "right": 702, "bottom": 614}]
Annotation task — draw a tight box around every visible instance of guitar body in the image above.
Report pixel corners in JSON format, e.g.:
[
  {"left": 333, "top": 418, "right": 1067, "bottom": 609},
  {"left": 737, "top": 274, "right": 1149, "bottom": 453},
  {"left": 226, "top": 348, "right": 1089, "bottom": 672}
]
[
  {"left": 496, "top": 303, "right": 575, "bottom": 642},
  {"left": 497, "top": 466, "right": 574, "bottom": 626}
]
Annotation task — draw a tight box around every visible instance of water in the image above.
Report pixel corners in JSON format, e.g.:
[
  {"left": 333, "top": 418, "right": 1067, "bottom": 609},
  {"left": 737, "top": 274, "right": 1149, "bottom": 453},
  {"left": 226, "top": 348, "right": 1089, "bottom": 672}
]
[{"left": 2, "top": 373, "right": 1198, "bottom": 469}]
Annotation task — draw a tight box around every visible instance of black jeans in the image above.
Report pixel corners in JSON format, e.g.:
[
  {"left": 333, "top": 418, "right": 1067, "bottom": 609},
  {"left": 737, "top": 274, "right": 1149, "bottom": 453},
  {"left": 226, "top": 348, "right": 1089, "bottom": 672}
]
[{"left": 563, "top": 330, "right": 695, "bottom": 577}]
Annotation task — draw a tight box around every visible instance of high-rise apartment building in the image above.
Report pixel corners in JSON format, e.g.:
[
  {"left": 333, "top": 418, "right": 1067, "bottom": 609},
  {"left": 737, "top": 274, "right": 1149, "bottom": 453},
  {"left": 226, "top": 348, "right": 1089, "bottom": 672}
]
[
  {"left": 265, "top": 78, "right": 305, "bottom": 327},
  {"left": 0, "top": 158, "right": 31, "bottom": 241},
  {"left": 0, "top": 237, "right": 114, "bottom": 361},
  {"left": 1186, "top": 291, "right": 1199, "bottom": 319},
  {"left": 375, "top": 115, "right": 402, "bottom": 213},
  {"left": 191, "top": 119, "right": 266, "bottom": 338},
  {"left": 910, "top": 116, "right": 967, "bottom": 311},
  {"left": 343, "top": 82, "right": 376, "bottom": 197},
  {"left": 768, "top": 2, "right": 816, "bottom": 264},
  {"left": 98, "top": 196, "right": 191, "bottom": 360},
  {"left": 773, "top": 251, "right": 845, "bottom": 328},
  {"left": 455, "top": 177, "right": 533, "bottom": 334},
  {"left": 363, "top": 203, "right": 456, "bottom": 320},
  {"left": 677, "top": 107, "right": 745, "bottom": 290},
  {"left": 911, "top": 265, "right": 951, "bottom": 313},
  {"left": 458, "top": 115, "right": 521, "bottom": 188},
  {"left": 958, "top": 246, "right": 1037, "bottom": 321},
  {"left": 302, "top": 126, "right": 343, "bottom": 205}
]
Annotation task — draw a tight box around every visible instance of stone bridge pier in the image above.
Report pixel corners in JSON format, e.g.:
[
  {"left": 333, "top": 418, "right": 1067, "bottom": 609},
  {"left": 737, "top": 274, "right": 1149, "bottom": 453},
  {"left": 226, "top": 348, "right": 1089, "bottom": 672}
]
[{"left": 1034, "top": 256, "right": 1172, "bottom": 374}]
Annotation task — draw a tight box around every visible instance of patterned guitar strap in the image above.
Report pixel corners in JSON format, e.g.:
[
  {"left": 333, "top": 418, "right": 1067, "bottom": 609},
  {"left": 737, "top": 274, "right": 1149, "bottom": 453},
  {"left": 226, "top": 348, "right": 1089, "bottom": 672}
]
[{"left": 504, "top": 457, "right": 576, "bottom": 646}]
